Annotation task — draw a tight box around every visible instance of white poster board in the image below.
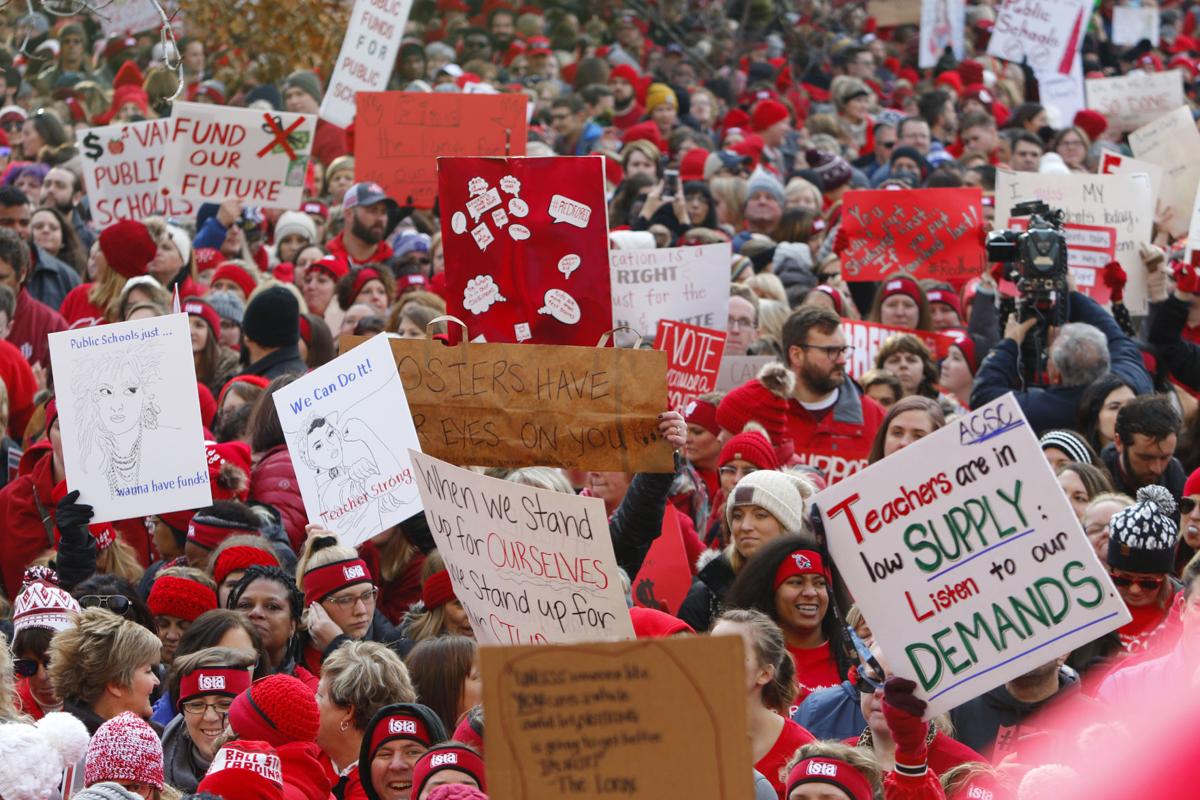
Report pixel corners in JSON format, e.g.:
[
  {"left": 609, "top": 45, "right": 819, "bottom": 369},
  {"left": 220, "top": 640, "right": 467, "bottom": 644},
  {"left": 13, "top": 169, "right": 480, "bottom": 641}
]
[
  {"left": 988, "top": 0, "right": 1091, "bottom": 75},
  {"left": 1128, "top": 105, "right": 1200, "bottom": 239},
  {"left": 272, "top": 334, "right": 422, "bottom": 546},
  {"left": 815, "top": 394, "right": 1130, "bottom": 717},
  {"left": 919, "top": 0, "right": 965, "bottom": 69},
  {"left": 714, "top": 355, "right": 778, "bottom": 394},
  {"left": 48, "top": 314, "right": 211, "bottom": 523},
  {"left": 410, "top": 450, "right": 635, "bottom": 645},
  {"left": 159, "top": 102, "right": 316, "bottom": 208},
  {"left": 319, "top": 0, "right": 414, "bottom": 128},
  {"left": 1085, "top": 70, "right": 1184, "bottom": 132},
  {"left": 610, "top": 243, "right": 731, "bottom": 341},
  {"left": 1112, "top": 6, "right": 1160, "bottom": 47},
  {"left": 1035, "top": 52, "right": 1085, "bottom": 129},
  {"left": 994, "top": 170, "right": 1154, "bottom": 313},
  {"left": 1098, "top": 151, "right": 1166, "bottom": 225},
  {"left": 77, "top": 119, "right": 196, "bottom": 228},
  {"left": 100, "top": 0, "right": 164, "bottom": 36}
]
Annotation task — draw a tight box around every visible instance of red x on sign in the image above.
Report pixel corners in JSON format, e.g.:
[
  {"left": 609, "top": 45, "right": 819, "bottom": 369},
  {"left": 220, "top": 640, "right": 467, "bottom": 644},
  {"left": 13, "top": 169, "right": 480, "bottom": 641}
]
[{"left": 257, "top": 114, "right": 304, "bottom": 160}]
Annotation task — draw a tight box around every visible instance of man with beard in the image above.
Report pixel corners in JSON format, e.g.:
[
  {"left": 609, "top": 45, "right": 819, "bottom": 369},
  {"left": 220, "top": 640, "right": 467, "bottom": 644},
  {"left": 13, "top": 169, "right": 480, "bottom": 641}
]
[
  {"left": 40, "top": 166, "right": 94, "bottom": 249},
  {"left": 327, "top": 182, "right": 397, "bottom": 267},
  {"left": 609, "top": 64, "right": 645, "bottom": 131}
]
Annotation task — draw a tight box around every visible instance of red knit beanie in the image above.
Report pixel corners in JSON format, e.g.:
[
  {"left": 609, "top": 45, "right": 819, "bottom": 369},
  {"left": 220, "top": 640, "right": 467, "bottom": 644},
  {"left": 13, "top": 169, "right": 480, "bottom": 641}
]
[
  {"left": 199, "top": 742, "right": 284, "bottom": 800},
  {"left": 228, "top": 675, "right": 321, "bottom": 746},
  {"left": 1184, "top": 467, "right": 1200, "bottom": 499},
  {"left": 629, "top": 606, "right": 695, "bottom": 639},
  {"left": 719, "top": 430, "right": 778, "bottom": 470},
  {"left": 609, "top": 64, "right": 640, "bottom": 86},
  {"left": 411, "top": 746, "right": 487, "bottom": 798},
  {"left": 99, "top": 220, "right": 157, "bottom": 279},
  {"left": 924, "top": 288, "right": 962, "bottom": 319},
  {"left": 185, "top": 297, "right": 221, "bottom": 336},
  {"left": 751, "top": 98, "right": 789, "bottom": 132},
  {"left": 213, "top": 545, "right": 278, "bottom": 588},
  {"left": 206, "top": 440, "right": 252, "bottom": 501},
  {"left": 716, "top": 364, "right": 793, "bottom": 444},
  {"left": 211, "top": 262, "right": 258, "bottom": 298},
  {"left": 1073, "top": 108, "right": 1108, "bottom": 141},
  {"left": 146, "top": 575, "right": 218, "bottom": 622},
  {"left": 879, "top": 275, "right": 922, "bottom": 306},
  {"left": 84, "top": 711, "right": 165, "bottom": 789}
]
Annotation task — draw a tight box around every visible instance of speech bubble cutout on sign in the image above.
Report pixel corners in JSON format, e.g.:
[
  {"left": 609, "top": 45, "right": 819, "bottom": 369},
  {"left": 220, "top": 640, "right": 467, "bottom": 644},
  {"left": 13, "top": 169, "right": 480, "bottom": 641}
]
[
  {"left": 500, "top": 174, "right": 521, "bottom": 195},
  {"left": 451, "top": 211, "right": 467, "bottom": 234},
  {"left": 548, "top": 194, "right": 592, "bottom": 228},
  {"left": 464, "top": 274, "right": 506, "bottom": 314},
  {"left": 558, "top": 254, "right": 581, "bottom": 279},
  {"left": 538, "top": 288, "right": 581, "bottom": 324},
  {"left": 508, "top": 224, "right": 530, "bottom": 241}
]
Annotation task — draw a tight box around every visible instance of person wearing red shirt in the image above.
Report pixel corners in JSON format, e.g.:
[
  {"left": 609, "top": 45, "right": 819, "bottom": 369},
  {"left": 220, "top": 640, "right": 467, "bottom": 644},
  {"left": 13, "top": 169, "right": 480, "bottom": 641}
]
[
  {"left": 609, "top": 64, "right": 645, "bottom": 130},
  {"left": 326, "top": 182, "right": 397, "bottom": 268},
  {"left": 0, "top": 228, "right": 67, "bottom": 369},
  {"left": 283, "top": 70, "right": 350, "bottom": 168}
]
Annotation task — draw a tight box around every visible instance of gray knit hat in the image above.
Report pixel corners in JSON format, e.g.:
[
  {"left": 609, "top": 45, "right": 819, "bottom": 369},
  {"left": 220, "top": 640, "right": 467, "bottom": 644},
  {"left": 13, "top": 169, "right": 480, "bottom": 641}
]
[
  {"left": 284, "top": 70, "right": 322, "bottom": 104},
  {"left": 207, "top": 289, "right": 245, "bottom": 327},
  {"left": 1107, "top": 485, "right": 1178, "bottom": 574},
  {"left": 73, "top": 783, "right": 141, "bottom": 800},
  {"left": 745, "top": 171, "right": 786, "bottom": 209},
  {"left": 725, "top": 469, "right": 814, "bottom": 534}
]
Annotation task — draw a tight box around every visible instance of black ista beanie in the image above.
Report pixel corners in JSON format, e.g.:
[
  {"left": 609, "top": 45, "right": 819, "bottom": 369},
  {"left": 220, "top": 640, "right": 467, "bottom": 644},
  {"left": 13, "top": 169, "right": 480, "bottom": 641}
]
[{"left": 242, "top": 286, "right": 300, "bottom": 349}]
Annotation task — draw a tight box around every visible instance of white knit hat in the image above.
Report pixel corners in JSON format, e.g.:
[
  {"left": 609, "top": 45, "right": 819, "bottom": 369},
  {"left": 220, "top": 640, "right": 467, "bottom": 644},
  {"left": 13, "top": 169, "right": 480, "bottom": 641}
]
[
  {"left": 0, "top": 712, "right": 90, "bottom": 800},
  {"left": 725, "top": 469, "right": 814, "bottom": 534},
  {"left": 13, "top": 567, "right": 80, "bottom": 636}
]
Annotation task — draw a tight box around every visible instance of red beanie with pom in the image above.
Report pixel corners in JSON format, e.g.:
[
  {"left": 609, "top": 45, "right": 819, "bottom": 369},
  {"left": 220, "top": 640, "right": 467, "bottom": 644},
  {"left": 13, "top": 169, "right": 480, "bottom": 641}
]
[{"left": 146, "top": 575, "right": 218, "bottom": 621}]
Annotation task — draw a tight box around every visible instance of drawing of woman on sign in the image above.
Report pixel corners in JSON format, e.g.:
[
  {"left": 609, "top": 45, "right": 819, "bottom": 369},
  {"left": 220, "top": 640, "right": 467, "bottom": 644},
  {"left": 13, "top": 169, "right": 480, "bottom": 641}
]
[{"left": 72, "top": 347, "right": 164, "bottom": 496}]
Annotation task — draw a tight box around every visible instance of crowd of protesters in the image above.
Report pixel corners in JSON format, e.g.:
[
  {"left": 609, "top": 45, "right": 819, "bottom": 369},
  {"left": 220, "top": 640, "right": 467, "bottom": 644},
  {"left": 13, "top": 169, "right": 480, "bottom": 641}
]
[{"left": 0, "top": 1, "right": 1197, "bottom": 799}]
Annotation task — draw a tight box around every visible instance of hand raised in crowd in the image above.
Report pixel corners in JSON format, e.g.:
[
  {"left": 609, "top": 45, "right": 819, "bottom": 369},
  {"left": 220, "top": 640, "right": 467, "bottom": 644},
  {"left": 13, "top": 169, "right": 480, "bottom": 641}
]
[
  {"left": 1003, "top": 313, "right": 1038, "bottom": 345},
  {"left": 215, "top": 197, "right": 243, "bottom": 227},
  {"left": 658, "top": 410, "right": 687, "bottom": 450}
]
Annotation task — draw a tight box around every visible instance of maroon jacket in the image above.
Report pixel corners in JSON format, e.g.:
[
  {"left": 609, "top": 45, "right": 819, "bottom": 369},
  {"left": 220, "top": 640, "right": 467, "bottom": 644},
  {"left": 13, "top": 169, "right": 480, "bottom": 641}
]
[
  {"left": 250, "top": 444, "right": 308, "bottom": 552},
  {"left": 9, "top": 287, "right": 67, "bottom": 369}
]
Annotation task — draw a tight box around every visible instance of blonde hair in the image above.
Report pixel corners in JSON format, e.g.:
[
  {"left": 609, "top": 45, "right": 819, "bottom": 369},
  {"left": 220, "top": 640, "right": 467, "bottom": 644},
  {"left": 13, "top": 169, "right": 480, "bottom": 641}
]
[
  {"left": 48, "top": 608, "right": 162, "bottom": 706},
  {"left": 709, "top": 176, "right": 747, "bottom": 228},
  {"left": 97, "top": 538, "right": 146, "bottom": 584},
  {"left": 296, "top": 535, "right": 359, "bottom": 588},
  {"left": 785, "top": 741, "right": 883, "bottom": 800},
  {"left": 745, "top": 273, "right": 787, "bottom": 303},
  {"left": 87, "top": 255, "right": 133, "bottom": 322},
  {"left": 757, "top": 298, "right": 789, "bottom": 342},
  {"left": 322, "top": 641, "right": 417, "bottom": 729},
  {"left": 714, "top": 608, "right": 795, "bottom": 714},
  {"left": 785, "top": 177, "right": 822, "bottom": 211},
  {"left": 0, "top": 631, "right": 29, "bottom": 722},
  {"left": 506, "top": 467, "right": 573, "bottom": 494},
  {"left": 404, "top": 551, "right": 454, "bottom": 643},
  {"left": 157, "top": 565, "right": 218, "bottom": 592}
]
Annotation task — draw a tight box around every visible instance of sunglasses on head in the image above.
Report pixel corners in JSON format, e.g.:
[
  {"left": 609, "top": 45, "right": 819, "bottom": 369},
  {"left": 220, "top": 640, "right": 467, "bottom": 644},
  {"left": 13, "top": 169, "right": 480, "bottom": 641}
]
[
  {"left": 13, "top": 658, "right": 44, "bottom": 678},
  {"left": 1108, "top": 572, "right": 1164, "bottom": 591},
  {"left": 79, "top": 594, "right": 132, "bottom": 615}
]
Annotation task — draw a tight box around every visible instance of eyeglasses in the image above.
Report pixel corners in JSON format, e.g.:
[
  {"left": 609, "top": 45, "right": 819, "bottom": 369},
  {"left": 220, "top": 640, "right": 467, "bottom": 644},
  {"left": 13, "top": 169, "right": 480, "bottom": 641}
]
[
  {"left": 798, "top": 343, "right": 854, "bottom": 359},
  {"left": 1181, "top": 497, "right": 1198, "bottom": 515},
  {"left": 79, "top": 595, "right": 132, "bottom": 616},
  {"left": 324, "top": 586, "right": 378, "bottom": 608},
  {"left": 181, "top": 698, "right": 234, "bottom": 716},
  {"left": 1108, "top": 572, "right": 1164, "bottom": 592},
  {"left": 719, "top": 465, "right": 758, "bottom": 479},
  {"left": 728, "top": 317, "right": 756, "bottom": 330},
  {"left": 14, "top": 658, "right": 45, "bottom": 678}
]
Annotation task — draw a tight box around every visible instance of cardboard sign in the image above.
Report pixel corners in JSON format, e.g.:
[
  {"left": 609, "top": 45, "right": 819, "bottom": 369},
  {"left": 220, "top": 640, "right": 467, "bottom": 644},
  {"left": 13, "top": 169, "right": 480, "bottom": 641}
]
[
  {"left": 631, "top": 510, "right": 691, "bottom": 615},
  {"left": 344, "top": 334, "right": 674, "bottom": 473},
  {"left": 1112, "top": 6, "right": 1160, "bottom": 47},
  {"left": 994, "top": 169, "right": 1154, "bottom": 313},
  {"left": 272, "top": 335, "right": 422, "bottom": 547},
  {"left": 1128, "top": 105, "right": 1200, "bottom": 239},
  {"left": 988, "top": 0, "right": 1090, "bottom": 75},
  {"left": 919, "top": 0, "right": 965, "bottom": 69},
  {"left": 814, "top": 394, "right": 1130, "bottom": 717},
  {"left": 100, "top": 0, "right": 165, "bottom": 35},
  {"left": 481, "top": 636, "right": 753, "bottom": 800},
  {"left": 356, "top": 93, "right": 526, "bottom": 208},
  {"left": 841, "top": 188, "right": 985, "bottom": 282},
  {"left": 77, "top": 119, "right": 195, "bottom": 228},
  {"left": 411, "top": 451, "right": 635, "bottom": 644},
  {"left": 841, "top": 319, "right": 954, "bottom": 380},
  {"left": 159, "top": 101, "right": 316, "bottom": 208},
  {"left": 654, "top": 320, "right": 725, "bottom": 413},
  {"left": 319, "top": 0, "right": 413, "bottom": 128},
  {"left": 1098, "top": 151, "right": 1165, "bottom": 217},
  {"left": 439, "top": 156, "right": 611, "bottom": 346},
  {"left": 611, "top": 243, "right": 732, "bottom": 341},
  {"left": 1085, "top": 70, "right": 1184, "bottom": 132},
  {"left": 868, "top": 0, "right": 921, "bottom": 27},
  {"left": 48, "top": 314, "right": 211, "bottom": 523},
  {"left": 715, "top": 355, "right": 778, "bottom": 394}
]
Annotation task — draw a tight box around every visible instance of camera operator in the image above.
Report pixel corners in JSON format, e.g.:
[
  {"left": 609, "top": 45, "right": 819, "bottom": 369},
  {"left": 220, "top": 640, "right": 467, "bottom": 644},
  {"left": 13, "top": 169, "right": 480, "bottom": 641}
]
[{"left": 970, "top": 291, "right": 1153, "bottom": 434}]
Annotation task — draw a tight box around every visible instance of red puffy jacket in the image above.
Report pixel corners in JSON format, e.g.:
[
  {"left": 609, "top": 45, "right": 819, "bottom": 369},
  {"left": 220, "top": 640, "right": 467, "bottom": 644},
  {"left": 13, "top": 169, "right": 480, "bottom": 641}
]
[
  {"left": 250, "top": 445, "right": 308, "bottom": 552},
  {"left": 0, "top": 448, "right": 58, "bottom": 598}
]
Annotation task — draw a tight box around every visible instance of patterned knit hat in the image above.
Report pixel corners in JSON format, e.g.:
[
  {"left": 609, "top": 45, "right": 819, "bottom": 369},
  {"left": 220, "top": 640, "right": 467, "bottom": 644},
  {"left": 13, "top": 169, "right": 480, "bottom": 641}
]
[
  {"left": 805, "top": 148, "right": 853, "bottom": 192},
  {"left": 13, "top": 567, "right": 80, "bottom": 636},
  {"left": 1107, "top": 485, "right": 1178, "bottom": 574},
  {"left": 84, "top": 712, "right": 165, "bottom": 790},
  {"left": 228, "top": 674, "right": 321, "bottom": 746},
  {"left": 725, "top": 470, "right": 814, "bottom": 534},
  {"left": 146, "top": 575, "right": 218, "bottom": 622},
  {"left": 1040, "top": 430, "right": 1094, "bottom": 467}
]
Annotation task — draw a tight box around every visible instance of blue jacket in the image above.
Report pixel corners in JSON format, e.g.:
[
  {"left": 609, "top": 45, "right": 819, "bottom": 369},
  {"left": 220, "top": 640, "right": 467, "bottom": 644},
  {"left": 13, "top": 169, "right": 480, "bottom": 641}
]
[
  {"left": 793, "top": 680, "right": 866, "bottom": 742},
  {"left": 27, "top": 246, "right": 80, "bottom": 311},
  {"left": 969, "top": 291, "right": 1152, "bottom": 433}
]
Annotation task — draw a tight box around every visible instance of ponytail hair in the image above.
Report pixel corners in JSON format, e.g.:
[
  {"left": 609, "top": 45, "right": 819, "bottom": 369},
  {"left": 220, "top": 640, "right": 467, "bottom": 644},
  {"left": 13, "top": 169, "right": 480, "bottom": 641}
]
[
  {"left": 295, "top": 533, "right": 357, "bottom": 587},
  {"left": 716, "top": 608, "right": 796, "bottom": 714}
]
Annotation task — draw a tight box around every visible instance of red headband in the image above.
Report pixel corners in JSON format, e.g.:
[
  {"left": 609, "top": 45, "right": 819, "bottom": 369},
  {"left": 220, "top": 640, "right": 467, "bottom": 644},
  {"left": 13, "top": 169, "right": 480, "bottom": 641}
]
[
  {"left": 881, "top": 276, "right": 921, "bottom": 306},
  {"left": 213, "top": 546, "right": 278, "bottom": 588},
  {"left": 412, "top": 747, "right": 487, "bottom": 797},
  {"left": 924, "top": 288, "right": 963, "bottom": 318},
  {"left": 786, "top": 758, "right": 874, "bottom": 800},
  {"left": 187, "top": 518, "right": 256, "bottom": 550},
  {"left": 178, "top": 668, "right": 252, "bottom": 710},
  {"left": 370, "top": 713, "right": 432, "bottom": 755},
  {"left": 303, "top": 558, "right": 371, "bottom": 605},
  {"left": 422, "top": 570, "right": 456, "bottom": 610},
  {"left": 773, "top": 549, "right": 828, "bottom": 590},
  {"left": 351, "top": 268, "right": 385, "bottom": 302},
  {"left": 684, "top": 398, "right": 720, "bottom": 436}
]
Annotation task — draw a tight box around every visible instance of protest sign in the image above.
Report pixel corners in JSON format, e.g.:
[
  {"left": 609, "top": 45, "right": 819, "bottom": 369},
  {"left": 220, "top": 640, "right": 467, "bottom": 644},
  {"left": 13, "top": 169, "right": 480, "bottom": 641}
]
[
  {"left": 1098, "top": 151, "right": 1165, "bottom": 217},
  {"left": 1085, "top": 70, "right": 1183, "bottom": 132},
  {"left": 1112, "top": 6, "right": 1160, "bottom": 47},
  {"left": 868, "top": 0, "right": 920, "bottom": 27},
  {"left": 356, "top": 93, "right": 526, "bottom": 208},
  {"left": 653, "top": 320, "right": 725, "bottom": 413},
  {"left": 632, "top": 511, "right": 691, "bottom": 615},
  {"left": 343, "top": 333, "right": 674, "bottom": 472},
  {"left": 77, "top": 119, "right": 195, "bottom": 228},
  {"left": 715, "top": 355, "right": 777, "bottom": 394},
  {"left": 841, "top": 319, "right": 954, "bottom": 380},
  {"left": 439, "top": 156, "right": 611, "bottom": 346},
  {"left": 1035, "top": 52, "right": 1085, "bottom": 128},
  {"left": 48, "top": 314, "right": 211, "bottom": 523},
  {"left": 988, "top": 0, "right": 1089, "bottom": 75},
  {"left": 815, "top": 394, "right": 1129, "bottom": 717},
  {"left": 1128, "top": 105, "right": 1200, "bottom": 238},
  {"left": 272, "top": 335, "right": 422, "bottom": 547},
  {"left": 1186, "top": 193, "right": 1200, "bottom": 264},
  {"left": 841, "top": 188, "right": 985, "bottom": 282},
  {"left": 320, "top": 0, "right": 413, "bottom": 128},
  {"left": 100, "top": 0, "right": 164, "bottom": 35},
  {"left": 611, "top": 243, "right": 731, "bottom": 340},
  {"left": 994, "top": 170, "right": 1154, "bottom": 312},
  {"left": 411, "top": 451, "right": 635, "bottom": 644},
  {"left": 482, "top": 636, "right": 753, "bottom": 800},
  {"left": 159, "top": 101, "right": 316, "bottom": 208},
  {"left": 919, "top": 0, "right": 964, "bottom": 69}
]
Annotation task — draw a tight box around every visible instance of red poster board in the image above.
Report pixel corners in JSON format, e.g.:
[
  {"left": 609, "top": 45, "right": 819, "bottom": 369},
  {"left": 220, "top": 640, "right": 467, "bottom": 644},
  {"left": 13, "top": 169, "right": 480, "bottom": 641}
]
[
  {"left": 632, "top": 510, "right": 691, "bottom": 615},
  {"left": 1003, "top": 218, "right": 1118, "bottom": 304},
  {"left": 654, "top": 319, "right": 726, "bottom": 412},
  {"left": 841, "top": 188, "right": 986, "bottom": 282},
  {"left": 438, "top": 155, "right": 612, "bottom": 345},
  {"left": 355, "top": 92, "right": 526, "bottom": 209}
]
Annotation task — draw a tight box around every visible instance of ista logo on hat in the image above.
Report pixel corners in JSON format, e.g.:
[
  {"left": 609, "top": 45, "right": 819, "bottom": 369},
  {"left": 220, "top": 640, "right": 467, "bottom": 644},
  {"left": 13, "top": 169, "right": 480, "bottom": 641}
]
[
  {"left": 807, "top": 762, "right": 837, "bottom": 778},
  {"left": 389, "top": 718, "right": 417, "bottom": 735},
  {"left": 684, "top": 400, "right": 697, "bottom": 416},
  {"left": 343, "top": 564, "right": 366, "bottom": 580},
  {"left": 199, "top": 674, "right": 226, "bottom": 691},
  {"left": 430, "top": 753, "right": 459, "bottom": 768}
]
